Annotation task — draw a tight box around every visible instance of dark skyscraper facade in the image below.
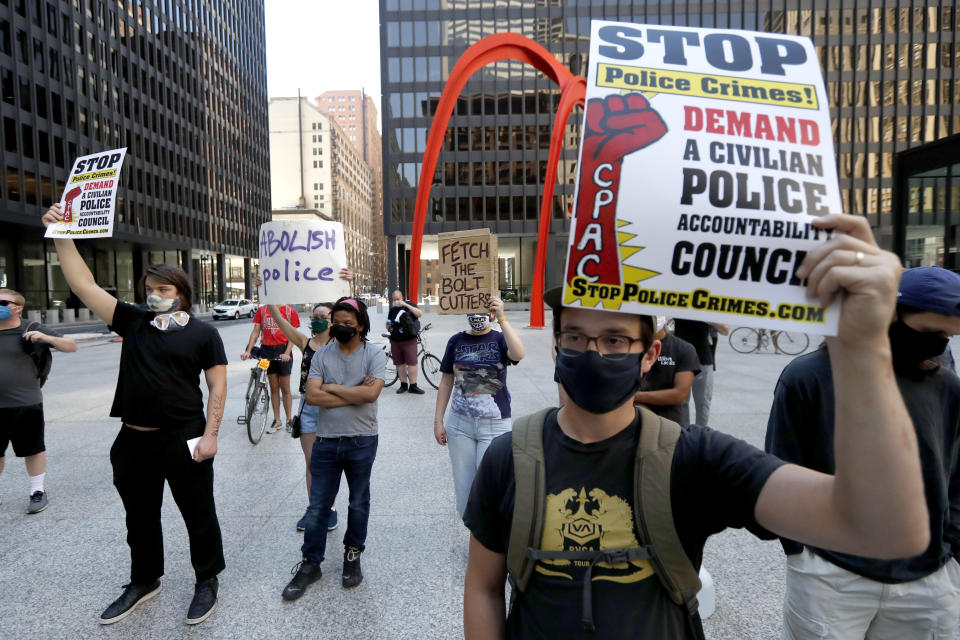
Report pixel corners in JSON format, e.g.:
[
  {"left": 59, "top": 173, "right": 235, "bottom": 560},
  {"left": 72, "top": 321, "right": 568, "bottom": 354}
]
[
  {"left": 380, "top": 1, "right": 960, "bottom": 297},
  {"left": 1, "top": 0, "right": 270, "bottom": 310}
]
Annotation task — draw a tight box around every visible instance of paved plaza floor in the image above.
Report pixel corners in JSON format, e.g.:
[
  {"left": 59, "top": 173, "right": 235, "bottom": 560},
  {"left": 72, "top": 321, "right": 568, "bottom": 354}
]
[{"left": 1, "top": 308, "right": 955, "bottom": 639}]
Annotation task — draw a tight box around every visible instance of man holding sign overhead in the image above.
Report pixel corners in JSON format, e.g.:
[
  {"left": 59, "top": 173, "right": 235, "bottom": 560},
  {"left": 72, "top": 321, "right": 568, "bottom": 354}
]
[{"left": 461, "top": 22, "right": 928, "bottom": 639}]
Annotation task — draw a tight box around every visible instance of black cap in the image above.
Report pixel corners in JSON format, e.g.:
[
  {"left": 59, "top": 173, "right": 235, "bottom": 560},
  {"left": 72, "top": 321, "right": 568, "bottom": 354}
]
[
  {"left": 543, "top": 286, "right": 562, "bottom": 309},
  {"left": 543, "top": 285, "right": 654, "bottom": 333}
]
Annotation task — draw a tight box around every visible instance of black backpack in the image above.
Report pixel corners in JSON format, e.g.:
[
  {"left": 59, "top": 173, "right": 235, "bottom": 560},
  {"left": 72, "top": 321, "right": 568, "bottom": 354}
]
[
  {"left": 390, "top": 306, "right": 421, "bottom": 340},
  {"left": 507, "top": 407, "right": 703, "bottom": 637},
  {"left": 22, "top": 322, "right": 54, "bottom": 387}
]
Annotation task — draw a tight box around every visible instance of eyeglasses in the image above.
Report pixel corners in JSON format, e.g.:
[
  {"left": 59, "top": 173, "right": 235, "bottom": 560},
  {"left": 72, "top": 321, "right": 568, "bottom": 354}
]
[
  {"left": 556, "top": 331, "right": 645, "bottom": 361},
  {"left": 0, "top": 300, "right": 18, "bottom": 307}
]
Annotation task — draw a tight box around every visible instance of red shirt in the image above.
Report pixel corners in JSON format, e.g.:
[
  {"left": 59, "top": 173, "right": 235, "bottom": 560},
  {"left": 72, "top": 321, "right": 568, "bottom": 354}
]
[{"left": 253, "top": 305, "right": 300, "bottom": 346}]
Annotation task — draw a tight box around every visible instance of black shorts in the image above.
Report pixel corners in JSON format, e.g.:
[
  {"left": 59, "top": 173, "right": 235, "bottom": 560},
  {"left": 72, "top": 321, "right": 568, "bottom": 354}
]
[
  {"left": 259, "top": 343, "right": 293, "bottom": 377},
  {"left": 0, "top": 403, "right": 46, "bottom": 457}
]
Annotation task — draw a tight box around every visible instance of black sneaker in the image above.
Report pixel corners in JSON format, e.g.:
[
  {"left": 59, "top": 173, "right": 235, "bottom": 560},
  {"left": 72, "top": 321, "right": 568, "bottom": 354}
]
[
  {"left": 342, "top": 546, "right": 363, "bottom": 588},
  {"left": 186, "top": 577, "right": 218, "bottom": 625},
  {"left": 27, "top": 490, "right": 48, "bottom": 514},
  {"left": 100, "top": 581, "right": 162, "bottom": 625},
  {"left": 395, "top": 382, "right": 408, "bottom": 394},
  {"left": 282, "top": 560, "right": 322, "bottom": 601},
  {"left": 407, "top": 384, "right": 425, "bottom": 395}
]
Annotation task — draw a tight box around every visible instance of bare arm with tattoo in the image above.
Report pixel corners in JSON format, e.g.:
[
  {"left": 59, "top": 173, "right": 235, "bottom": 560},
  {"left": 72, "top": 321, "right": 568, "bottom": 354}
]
[{"left": 195, "top": 364, "right": 226, "bottom": 461}]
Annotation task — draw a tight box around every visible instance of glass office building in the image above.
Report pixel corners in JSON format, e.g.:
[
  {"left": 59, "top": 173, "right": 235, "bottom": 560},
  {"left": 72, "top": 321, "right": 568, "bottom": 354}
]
[
  {"left": 1, "top": 0, "right": 270, "bottom": 310},
  {"left": 380, "top": 1, "right": 960, "bottom": 298}
]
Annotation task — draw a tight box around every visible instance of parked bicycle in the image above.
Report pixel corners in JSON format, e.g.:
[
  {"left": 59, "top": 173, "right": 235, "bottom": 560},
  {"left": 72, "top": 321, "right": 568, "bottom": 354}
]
[
  {"left": 236, "top": 346, "right": 281, "bottom": 444},
  {"left": 378, "top": 322, "right": 443, "bottom": 389},
  {"left": 728, "top": 327, "right": 809, "bottom": 356}
]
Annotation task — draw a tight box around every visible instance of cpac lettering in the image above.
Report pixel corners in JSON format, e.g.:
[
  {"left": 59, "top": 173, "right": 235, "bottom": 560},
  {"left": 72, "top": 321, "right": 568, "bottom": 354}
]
[
  {"left": 72, "top": 152, "right": 123, "bottom": 175},
  {"left": 597, "top": 26, "right": 807, "bottom": 77},
  {"left": 574, "top": 163, "right": 616, "bottom": 282}
]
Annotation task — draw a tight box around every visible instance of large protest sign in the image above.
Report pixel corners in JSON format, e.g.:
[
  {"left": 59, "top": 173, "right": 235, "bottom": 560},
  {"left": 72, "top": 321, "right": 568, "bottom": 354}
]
[
  {"left": 257, "top": 220, "right": 351, "bottom": 304},
  {"left": 44, "top": 148, "right": 127, "bottom": 239},
  {"left": 437, "top": 229, "right": 498, "bottom": 314},
  {"left": 562, "top": 22, "right": 842, "bottom": 334}
]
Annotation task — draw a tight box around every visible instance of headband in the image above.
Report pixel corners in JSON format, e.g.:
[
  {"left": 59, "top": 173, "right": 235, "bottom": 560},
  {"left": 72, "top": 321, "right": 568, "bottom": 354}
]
[{"left": 341, "top": 298, "right": 360, "bottom": 312}]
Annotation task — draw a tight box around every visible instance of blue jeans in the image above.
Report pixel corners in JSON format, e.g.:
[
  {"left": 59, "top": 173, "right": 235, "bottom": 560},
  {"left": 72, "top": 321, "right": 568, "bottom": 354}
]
[
  {"left": 301, "top": 435, "right": 378, "bottom": 564},
  {"left": 445, "top": 412, "right": 511, "bottom": 517}
]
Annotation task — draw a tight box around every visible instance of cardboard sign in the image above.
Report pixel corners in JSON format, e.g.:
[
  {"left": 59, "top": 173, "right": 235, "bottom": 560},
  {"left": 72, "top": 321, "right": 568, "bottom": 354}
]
[
  {"left": 562, "top": 22, "right": 842, "bottom": 335},
  {"left": 257, "top": 220, "right": 351, "bottom": 304},
  {"left": 437, "top": 229, "right": 498, "bottom": 314},
  {"left": 45, "top": 148, "right": 127, "bottom": 239}
]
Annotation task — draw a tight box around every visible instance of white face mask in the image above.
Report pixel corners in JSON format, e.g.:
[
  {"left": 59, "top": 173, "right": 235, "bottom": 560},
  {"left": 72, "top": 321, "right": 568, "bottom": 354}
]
[
  {"left": 146, "top": 293, "right": 179, "bottom": 313},
  {"left": 467, "top": 314, "right": 490, "bottom": 333}
]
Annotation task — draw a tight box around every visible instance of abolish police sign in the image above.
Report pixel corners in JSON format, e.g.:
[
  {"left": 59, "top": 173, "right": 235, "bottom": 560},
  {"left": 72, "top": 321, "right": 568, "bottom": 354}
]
[
  {"left": 45, "top": 148, "right": 127, "bottom": 239},
  {"left": 562, "top": 22, "right": 842, "bottom": 334},
  {"left": 256, "top": 220, "right": 351, "bottom": 304}
]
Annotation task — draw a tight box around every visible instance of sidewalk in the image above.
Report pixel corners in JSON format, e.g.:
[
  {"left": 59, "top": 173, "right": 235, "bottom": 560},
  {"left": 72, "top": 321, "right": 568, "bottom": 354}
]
[{"left": 3, "top": 310, "right": 949, "bottom": 639}]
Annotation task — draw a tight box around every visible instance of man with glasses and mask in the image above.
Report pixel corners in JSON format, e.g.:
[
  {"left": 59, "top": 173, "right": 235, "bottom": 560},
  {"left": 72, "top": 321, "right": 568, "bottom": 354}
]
[
  {"left": 765, "top": 265, "right": 960, "bottom": 639},
  {"left": 462, "top": 214, "right": 931, "bottom": 639},
  {"left": 0, "top": 288, "right": 76, "bottom": 513}
]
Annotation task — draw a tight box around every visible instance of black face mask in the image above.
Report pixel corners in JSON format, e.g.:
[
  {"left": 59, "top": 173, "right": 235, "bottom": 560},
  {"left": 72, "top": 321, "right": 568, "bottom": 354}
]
[
  {"left": 889, "top": 318, "right": 949, "bottom": 371},
  {"left": 554, "top": 349, "right": 645, "bottom": 415},
  {"left": 330, "top": 324, "right": 358, "bottom": 344}
]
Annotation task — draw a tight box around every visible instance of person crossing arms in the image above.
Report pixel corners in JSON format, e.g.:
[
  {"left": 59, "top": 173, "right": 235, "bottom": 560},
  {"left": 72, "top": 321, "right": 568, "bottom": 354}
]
[{"left": 282, "top": 297, "right": 387, "bottom": 599}]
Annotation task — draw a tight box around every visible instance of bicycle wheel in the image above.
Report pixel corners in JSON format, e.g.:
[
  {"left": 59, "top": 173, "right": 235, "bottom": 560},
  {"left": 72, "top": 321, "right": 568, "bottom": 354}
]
[
  {"left": 246, "top": 384, "right": 269, "bottom": 444},
  {"left": 419, "top": 353, "right": 443, "bottom": 390},
  {"left": 382, "top": 347, "right": 398, "bottom": 387},
  {"left": 728, "top": 327, "right": 761, "bottom": 354},
  {"left": 774, "top": 331, "right": 810, "bottom": 356}
]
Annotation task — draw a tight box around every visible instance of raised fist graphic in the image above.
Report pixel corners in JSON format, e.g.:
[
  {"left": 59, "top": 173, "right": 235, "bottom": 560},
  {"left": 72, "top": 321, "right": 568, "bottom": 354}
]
[
  {"left": 62, "top": 186, "right": 83, "bottom": 223},
  {"left": 567, "top": 93, "right": 667, "bottom": 288}
]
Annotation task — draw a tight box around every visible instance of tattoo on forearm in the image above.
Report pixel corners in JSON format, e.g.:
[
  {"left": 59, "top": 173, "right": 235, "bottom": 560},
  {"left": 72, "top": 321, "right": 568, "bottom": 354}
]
[{"left": 207, "top": 389, "right": 225, "bottom": 437}]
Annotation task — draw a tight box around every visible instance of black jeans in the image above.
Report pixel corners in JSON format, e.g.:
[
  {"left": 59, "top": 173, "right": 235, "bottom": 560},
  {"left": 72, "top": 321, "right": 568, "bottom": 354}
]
[{"left": 110, "top": 424, "right": 225, "bottom": 584}]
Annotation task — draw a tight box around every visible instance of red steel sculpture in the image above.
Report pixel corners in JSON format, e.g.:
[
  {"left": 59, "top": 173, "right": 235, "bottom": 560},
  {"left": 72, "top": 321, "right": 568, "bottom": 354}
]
[{"left": 407, "top": 33, "right": 585, "bottom": 327}]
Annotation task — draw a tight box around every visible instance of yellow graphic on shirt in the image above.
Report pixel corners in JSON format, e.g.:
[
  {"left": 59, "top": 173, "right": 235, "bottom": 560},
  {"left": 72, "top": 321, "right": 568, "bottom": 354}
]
[{"left": 535, "top": 487, "right": 655, "bottom": 583}]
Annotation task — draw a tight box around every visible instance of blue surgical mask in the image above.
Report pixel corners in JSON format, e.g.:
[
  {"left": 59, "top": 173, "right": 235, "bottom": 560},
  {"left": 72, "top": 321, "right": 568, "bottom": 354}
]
[
  {"left": 0, "top": 306, "right": 13, "bottom": 321},
  {"left": 146, "top": 293, "right": 179, "bottom": 313}
]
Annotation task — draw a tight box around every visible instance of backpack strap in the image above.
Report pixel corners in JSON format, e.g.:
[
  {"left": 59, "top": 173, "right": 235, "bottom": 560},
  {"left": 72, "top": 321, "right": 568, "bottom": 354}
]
[
  {"left": 506, "top": 407, "right": 554, "bottom": 595},
  {"left": 634, "top": 407, "right": 702, "bottom": 616}
]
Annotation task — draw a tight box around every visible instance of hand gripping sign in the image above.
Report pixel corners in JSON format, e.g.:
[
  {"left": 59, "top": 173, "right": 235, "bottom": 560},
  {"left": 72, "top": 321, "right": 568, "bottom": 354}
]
[
  {"left": 45, "top": 148, "right": 128, "bottom": 239},
  {"left": 257, "top": 220, "right": 351, "bottom": 305},
  {"left": 562, "top": 22, "right": 843, "bottom": 335}
]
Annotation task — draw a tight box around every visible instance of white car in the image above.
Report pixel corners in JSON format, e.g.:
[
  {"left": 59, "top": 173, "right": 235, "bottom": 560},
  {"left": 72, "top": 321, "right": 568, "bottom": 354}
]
[{"left": 212, "top": 298, "right": 257, "bottom": 320}]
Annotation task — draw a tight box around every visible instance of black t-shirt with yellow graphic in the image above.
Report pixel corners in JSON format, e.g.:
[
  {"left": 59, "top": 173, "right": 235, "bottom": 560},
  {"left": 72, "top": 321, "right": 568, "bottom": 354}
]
[{"left": 463, "top": 409, "right": 784, "bottom": 639}]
